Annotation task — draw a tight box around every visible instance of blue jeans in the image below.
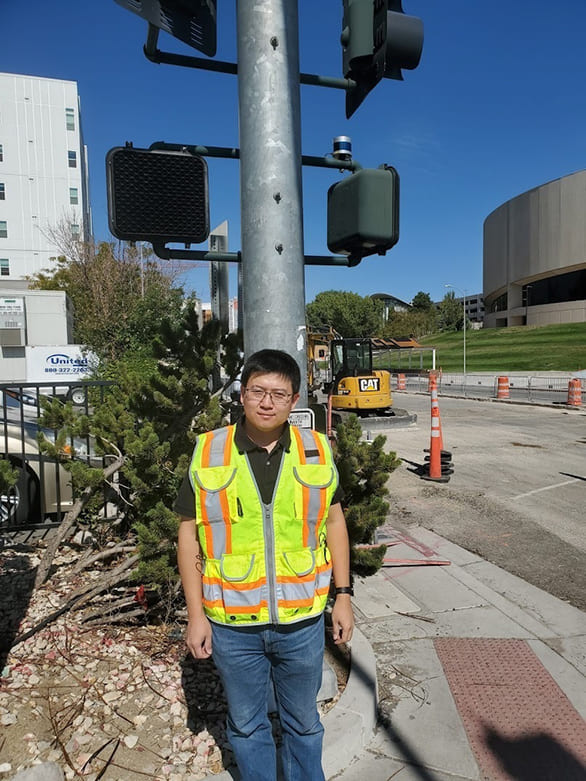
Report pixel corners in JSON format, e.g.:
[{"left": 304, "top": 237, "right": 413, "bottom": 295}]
[{"left": 211, "top": 615, "right": 326, "bottom": 781}]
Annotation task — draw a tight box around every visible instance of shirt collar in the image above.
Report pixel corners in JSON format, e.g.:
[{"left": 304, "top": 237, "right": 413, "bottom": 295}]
[{"left": 234, "top": 418, "right": 292, "bottom": 453}]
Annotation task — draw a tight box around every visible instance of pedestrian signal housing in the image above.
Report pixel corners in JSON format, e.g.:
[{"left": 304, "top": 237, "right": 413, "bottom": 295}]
[
  {"left": 106, "top": 146, "right": 210, "bottom": 245},
  {"left": 327, "top": 166, "right": 399, "bottom": 261}
]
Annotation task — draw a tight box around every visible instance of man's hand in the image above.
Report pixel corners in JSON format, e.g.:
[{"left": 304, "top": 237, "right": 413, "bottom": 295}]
[
  {"left": 331, "top": 595, "right": 354, "bottom": 645},
  {"left": 185, "top": 614, "right": 213, "bottom": 658}
]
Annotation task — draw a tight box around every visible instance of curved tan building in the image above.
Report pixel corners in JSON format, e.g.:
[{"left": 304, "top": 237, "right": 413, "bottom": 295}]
[{"left": 483, "top": 170, "right": 586, "bottom": 327}]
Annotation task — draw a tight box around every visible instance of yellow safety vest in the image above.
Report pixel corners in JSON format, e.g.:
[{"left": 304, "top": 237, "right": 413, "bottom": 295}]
[{"left": 189, "top": 424, "right": 338, "bottom": 626}]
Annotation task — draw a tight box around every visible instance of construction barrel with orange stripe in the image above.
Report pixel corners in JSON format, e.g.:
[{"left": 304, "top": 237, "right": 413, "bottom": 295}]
[{"left": 189, "top": 424, "right": 338, "bottom": 627}]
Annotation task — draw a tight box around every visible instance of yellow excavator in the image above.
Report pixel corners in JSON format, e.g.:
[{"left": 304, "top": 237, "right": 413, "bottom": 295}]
[
  {"left": 307, "top": 331, "right": 393, "bottom": 414},
  {"left": 327, "top": 337, "right": 392, "bottom": 414}
]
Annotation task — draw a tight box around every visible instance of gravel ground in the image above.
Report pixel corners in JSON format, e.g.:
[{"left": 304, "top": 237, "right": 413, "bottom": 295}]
[{"left": 0, "top": 542, "right": 347, "bottom": 781}]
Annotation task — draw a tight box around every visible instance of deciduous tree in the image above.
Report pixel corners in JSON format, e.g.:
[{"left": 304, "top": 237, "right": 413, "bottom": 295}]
[
  {"left": 439, "top": 290, "right": 465, "bottom": 331},
  {"left": 411, "top": 291, "right": 434, "bottom": 311},
  {"left": 307, "top": 290, "right": 383, "bottom": 337}
]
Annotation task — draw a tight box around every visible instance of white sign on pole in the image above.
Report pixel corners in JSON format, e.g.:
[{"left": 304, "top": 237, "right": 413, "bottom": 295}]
[{"left": 288, "top": 408, "right": 315, "bottom": 429}]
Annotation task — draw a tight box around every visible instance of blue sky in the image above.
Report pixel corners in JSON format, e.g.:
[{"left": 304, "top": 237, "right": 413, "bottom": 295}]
[{"left": 3, "top": 0, "right": 586, "bottom": 306}]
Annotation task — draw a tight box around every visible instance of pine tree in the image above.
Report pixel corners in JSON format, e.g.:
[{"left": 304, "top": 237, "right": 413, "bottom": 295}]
[
  {"left": 334, "top": 415, "right": 401, "bottom": 575},
  {"left": 37, "top": 304, "right": 242, "bottom": 606}
]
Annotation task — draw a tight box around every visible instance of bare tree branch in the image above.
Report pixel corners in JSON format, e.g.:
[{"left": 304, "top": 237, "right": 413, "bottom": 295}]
[
  {"left": 13, "top": 553, "right": 139, "bottom": 649},
  {"left": 34, "top": 455, "right": 125, "bottom": 589}
]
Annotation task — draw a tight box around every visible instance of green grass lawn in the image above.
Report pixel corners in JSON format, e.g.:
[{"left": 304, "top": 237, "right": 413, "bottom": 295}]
[{"left": 416, "top": 322, "right": 586, "bottom": 372}]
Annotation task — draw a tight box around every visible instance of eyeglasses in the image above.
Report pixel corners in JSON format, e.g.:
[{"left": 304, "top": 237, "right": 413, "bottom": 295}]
[{"left": 243, "top": 386, "right": 293, "bottom": 406}]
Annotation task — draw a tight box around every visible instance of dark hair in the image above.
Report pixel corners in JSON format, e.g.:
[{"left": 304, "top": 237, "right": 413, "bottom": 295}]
[{"left": 241, "top": 349, "right": 301, "bottom": 394}]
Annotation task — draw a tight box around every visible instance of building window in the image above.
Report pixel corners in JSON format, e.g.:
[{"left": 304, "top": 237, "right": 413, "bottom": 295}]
[
  {"left": 71, "top": 223, "right": 80, "bottom": 238},
  {"left": 0, "top": 144, "right": 3, "bottom": 162},
  {"left": 65, "top": 108, "right": 75, "bottom": 131},
  {"left": 0, "top": 221, "right": 7, "bottom": 238},
  {"left": 69, "top": 187, "right": 79, "bottom": 205},
  {"left": 68, "top": 151, "right": 77, "bottom": 168},
  {"left": 523, "top": 270, "right": 586, "bottom": 307},
  {"left": 0, "top": 259, "right": 9, "bottom": 276},
  {"left": 490, "top": 292, "right": 508, "bottom": 313},
  {"left": 0, "top": 183, "right": 4, "bottom": 200}
]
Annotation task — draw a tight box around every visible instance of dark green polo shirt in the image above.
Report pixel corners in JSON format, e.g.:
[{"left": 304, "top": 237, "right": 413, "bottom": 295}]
[{"left": 173, "top": 419, "right": 342, "bottom": 518}]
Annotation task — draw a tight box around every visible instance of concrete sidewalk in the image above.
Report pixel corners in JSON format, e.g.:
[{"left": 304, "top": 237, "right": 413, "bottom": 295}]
[{"left": 327, "top": 524, "right": 586, "bottom": 780}]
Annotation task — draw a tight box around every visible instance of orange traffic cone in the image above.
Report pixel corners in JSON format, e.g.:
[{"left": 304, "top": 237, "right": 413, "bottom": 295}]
[
  {"left": 431, "top": 385, "right": 444, "bottom": 451},
  {"left": 567, "top": 378, "right": 582, "bottom": 407},
  {"left": 497, "top": 376, "right": 509, "bottom": 399},
  {"left": 397, "top": 373, "right": 406, "bottom": 390},
  {"left": 422, "top": 388, "right": 452, "bottom": 483}
]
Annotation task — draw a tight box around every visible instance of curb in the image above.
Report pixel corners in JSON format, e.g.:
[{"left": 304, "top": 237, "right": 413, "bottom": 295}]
[
  {"left": 202, "top": 626, "right": 378, "bottom": 781},
  {"left": 322, "top": 626, "right": 378, "bottom": 779}
]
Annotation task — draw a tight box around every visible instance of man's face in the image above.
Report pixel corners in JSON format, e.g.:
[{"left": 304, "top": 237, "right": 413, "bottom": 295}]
[{"left": 240, "top": 372, "right": 299, "bottom": 433}]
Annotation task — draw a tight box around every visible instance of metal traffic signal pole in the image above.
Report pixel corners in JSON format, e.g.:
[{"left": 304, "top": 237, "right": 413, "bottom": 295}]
[{"left": 236, "top": 0, "right": 308, "bottom": 404}]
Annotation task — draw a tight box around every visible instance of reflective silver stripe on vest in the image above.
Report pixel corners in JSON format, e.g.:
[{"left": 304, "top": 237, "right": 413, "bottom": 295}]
[
  {"left": 316, "top": 566, "right": 333, "bottom": 592},
  {"left": 198, "top": 427, "right": 233, "bottom": 558},
  {"left": 278, "top": 579, "right": 316, "bottom": 603},
  {"left": 297, "top": 428, "right": 328, "bottom": 549},
  {"left": 202, "top": 580, "right": 224, "bottom": 604},
  {"left": 208, "top": 427, "right": 231, "bottom": 467},
  {"left": 203, "top": 582, "right": 266, "bottom": 611},
  {"left": 297, "top": 428, "right": 322, "bottom": 464}
]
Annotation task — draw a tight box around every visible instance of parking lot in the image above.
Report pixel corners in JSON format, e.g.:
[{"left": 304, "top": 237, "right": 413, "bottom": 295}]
[{"left": 378, "top": 393, "right": 586, "bottom": 610}]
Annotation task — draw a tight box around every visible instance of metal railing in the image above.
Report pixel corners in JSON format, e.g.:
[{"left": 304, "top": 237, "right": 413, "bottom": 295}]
[
  {"left": 391, "top": 373, "right": 585, "bottom": 405},
  {"left": 0, "top": 381, "right": 116, "bottom": 531}
]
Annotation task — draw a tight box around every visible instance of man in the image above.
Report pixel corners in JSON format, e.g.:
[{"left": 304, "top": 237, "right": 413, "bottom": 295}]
[{"left": 176, "top": 349, "right": 354, "bottom": 781}]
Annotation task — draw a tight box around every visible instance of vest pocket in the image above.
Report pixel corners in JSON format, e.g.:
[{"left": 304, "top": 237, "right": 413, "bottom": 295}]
[
  {"left": 194, "top": 466, "right": 237, "bottom": 493},
  {"left": 194, "top": 466, "right": 237, "bottom": 523},
  {"left": 278, "top": 549, "right": 322, "bottom": 615},
  {"left": 292, "top": 464, "right": 335, "bottom": 489},
  {"left": 282, "top": 548, "right": 315, "bottom": 577},
  {"left": 220, "top": 552, "right": 256, "bottom": 582},
  {"left": 202, "top": 554, "right": 266, "bottom": 620}
]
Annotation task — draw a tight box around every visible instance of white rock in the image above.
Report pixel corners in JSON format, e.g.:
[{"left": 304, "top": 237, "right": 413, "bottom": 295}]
[
  {"left": 0, "top": 713, "right": 16, "bottom": 725},
  {"left": 170, "top": 701, "right": 183, "bottom": 716},
  {"left": 123, "top": 735, "right": 138, "bottom": 748},
  {"left": 0, "top": 763, "right": 12, "bottom": 773},
  {"left": 72, "top": 530, "right": 95, "bottom": 546}
]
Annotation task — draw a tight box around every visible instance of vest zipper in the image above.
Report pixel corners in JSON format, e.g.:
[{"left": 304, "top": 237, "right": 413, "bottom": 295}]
[
  {"left": 246, "top": 451, "right": 283, "bottom": 625},
  {"left": 263, "top": 503, "right": 278, "bottom": 623}
]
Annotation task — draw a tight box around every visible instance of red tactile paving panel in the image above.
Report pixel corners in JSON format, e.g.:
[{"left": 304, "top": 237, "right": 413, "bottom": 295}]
[{"left": 434, "top": 638, "right": 586, "bottom": 780}]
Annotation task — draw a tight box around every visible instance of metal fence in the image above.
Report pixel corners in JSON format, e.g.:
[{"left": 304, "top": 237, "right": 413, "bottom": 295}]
[
  {"left": 0, "top": 381, "right": 116, "bottom": 531},
  {"left": 392, "top": 373, "right": 585, "bottom": 406}
]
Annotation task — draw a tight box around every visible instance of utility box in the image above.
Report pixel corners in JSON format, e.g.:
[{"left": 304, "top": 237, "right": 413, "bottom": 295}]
[
  {"left": 327, "top": 166, "right": 399, "bottom": 261},
  {"left": 0, "top": 297, "right": 26, "bottom": 347}
]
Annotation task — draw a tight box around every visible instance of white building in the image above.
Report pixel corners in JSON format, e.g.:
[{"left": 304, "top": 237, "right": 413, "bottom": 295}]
[
  {"left": 0, "top": 72, "right": 91, "bottom": 282},
  {"left": 483, "top": 170, "right": 586, "bottom": 328}
]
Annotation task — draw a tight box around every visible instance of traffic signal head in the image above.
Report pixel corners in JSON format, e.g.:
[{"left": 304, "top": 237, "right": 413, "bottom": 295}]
[
  {"left": 342, "top": 0, "right": 423, "bottom": 117},
  {"left": 114, "top": 0, "right": 217, "bottom": 57},
  {"left": 327, "top": 166, "right": 400, "bottom": 261},
  {"left": 106, "top": 146, "right": 210, "bottom": 245},
  {"left": 385, "top": 0, "right": 424, "bottom": 80}
]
